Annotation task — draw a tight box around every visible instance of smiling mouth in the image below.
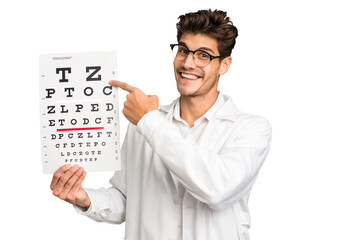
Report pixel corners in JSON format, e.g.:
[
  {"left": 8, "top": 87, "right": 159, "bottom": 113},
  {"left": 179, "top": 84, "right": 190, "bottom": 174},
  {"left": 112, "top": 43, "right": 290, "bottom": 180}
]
[{"left": 180, "top": 72, "right": 202, "bottom": 80}]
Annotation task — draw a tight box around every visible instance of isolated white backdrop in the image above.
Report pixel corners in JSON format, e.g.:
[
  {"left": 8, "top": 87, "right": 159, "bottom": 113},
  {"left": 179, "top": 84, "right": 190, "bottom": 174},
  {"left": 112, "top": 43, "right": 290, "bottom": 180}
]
[{"left": 1, "top": 0, "right": 359, "bottom": 239}]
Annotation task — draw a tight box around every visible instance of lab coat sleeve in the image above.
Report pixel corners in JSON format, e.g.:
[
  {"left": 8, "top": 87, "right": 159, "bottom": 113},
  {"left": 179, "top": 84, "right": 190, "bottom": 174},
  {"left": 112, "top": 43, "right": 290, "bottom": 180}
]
[
  {"left": 73, "top": 185, "right": 126, "bottom": 224},
  {"left": 137, "top": 110, "right": 272, "bottom": 211},
  {"left": 73, "top": 126, "right": 130, "bottom": 223}
]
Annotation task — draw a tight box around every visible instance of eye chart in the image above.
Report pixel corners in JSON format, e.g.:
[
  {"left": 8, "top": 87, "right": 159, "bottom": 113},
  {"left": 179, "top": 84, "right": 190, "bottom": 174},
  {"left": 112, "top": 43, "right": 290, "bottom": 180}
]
[{"left": 39, "top": 51, "right": 121, "bottom": 174}]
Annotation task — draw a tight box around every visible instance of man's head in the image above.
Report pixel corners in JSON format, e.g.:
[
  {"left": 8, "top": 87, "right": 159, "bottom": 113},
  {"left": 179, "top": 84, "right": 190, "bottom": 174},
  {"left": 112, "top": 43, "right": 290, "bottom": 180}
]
[
  {"left": 176, "top": 9, "right": 238, "bottom": 59},
  {"left": 172, "top": 9, "right": 238, "bottom": 98}
]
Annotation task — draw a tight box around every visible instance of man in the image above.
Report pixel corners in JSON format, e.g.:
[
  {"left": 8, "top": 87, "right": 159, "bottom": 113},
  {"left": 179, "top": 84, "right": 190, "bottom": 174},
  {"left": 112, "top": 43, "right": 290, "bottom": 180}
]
[{"left": 50, "top": 9, "right": 272, "bottom": 240}]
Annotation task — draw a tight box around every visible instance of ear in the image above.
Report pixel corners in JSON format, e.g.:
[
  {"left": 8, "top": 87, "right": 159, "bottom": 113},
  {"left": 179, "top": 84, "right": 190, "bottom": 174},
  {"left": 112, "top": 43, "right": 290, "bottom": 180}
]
[{"left": 219, "top": 56, "right": 232, "bottom": 75}]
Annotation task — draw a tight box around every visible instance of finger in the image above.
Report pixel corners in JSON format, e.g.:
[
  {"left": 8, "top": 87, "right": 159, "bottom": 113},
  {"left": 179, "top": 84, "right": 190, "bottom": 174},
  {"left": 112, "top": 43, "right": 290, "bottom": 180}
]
[
  {"left": 52, "top": 165, "right": 79, "bottom": 196},
  {"left": 149, "top": 95, "right": 159, "bottom": 101},
  {"left": 109, "top": 80, "right": 136, "bottom": 93},
  {"left": 67, "top": 170, "right": 87, "bottom": 202},
  {"left": 50, "top": 164, "right": 72, "bottom": 190},
  {"left": 59, "top": 167, "right": 84, "bottom": 200}
]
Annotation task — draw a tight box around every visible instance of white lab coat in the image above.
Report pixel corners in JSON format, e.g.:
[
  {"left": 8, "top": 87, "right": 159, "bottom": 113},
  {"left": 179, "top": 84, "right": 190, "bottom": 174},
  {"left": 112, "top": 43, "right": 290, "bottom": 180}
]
[{"left": 75, "top": 93, "right": 272, "bottom": 240}]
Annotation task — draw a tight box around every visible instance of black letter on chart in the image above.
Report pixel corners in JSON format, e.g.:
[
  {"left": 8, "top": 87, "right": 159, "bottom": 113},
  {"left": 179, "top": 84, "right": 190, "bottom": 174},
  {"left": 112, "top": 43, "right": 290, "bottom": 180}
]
[
  {"left": 56, "top": 68, "right": 71, "bottom": 82},
  {"left": 45, "top": 89, "right": 55, "bottom": 98},
  {"left": 47, "top": 106, "right": 55, "bottom": 114},
  {"left": 86, "top": 66, "right": 101, "bottom": 81},
  {"left": 103, "top": 86, "right": 112, "bottom": 95}
]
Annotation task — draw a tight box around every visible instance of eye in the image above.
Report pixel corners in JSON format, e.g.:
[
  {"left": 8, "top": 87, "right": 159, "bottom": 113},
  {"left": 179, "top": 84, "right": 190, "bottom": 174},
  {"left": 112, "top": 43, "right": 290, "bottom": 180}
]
[
  {"left": 196, "top": 51, "right": 210, "bottom": 60},
  {"left": 178, "top": 46, "right": 189, "bottom": 55}
]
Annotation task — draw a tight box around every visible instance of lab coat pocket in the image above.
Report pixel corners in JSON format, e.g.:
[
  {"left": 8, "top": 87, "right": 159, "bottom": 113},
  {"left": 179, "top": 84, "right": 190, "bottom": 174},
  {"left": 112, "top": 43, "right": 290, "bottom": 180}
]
[{"left": 232, "top": 203, "right": 251, "bottom": 240}]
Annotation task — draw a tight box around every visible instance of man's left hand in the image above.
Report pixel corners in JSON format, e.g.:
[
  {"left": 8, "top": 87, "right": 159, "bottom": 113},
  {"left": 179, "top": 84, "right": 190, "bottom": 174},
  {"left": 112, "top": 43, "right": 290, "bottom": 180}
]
[{"left": 110, "top": 80, "right": 159, "bottom": 125}]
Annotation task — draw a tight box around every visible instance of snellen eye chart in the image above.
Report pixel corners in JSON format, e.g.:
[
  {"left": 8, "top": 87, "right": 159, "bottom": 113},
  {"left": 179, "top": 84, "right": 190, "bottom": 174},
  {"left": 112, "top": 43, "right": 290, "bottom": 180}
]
[{"left": 39, "top": 52, "right": 121, "bottom": 174}]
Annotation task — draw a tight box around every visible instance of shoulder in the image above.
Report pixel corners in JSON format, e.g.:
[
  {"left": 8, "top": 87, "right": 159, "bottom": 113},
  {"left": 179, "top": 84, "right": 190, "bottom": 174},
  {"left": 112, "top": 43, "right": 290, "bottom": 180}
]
[
  {"left": 237, "top": 111, "right": 271, "bottom": 131},
  {"left": 220, "top": 94, "right": 270, "bottom": 124},
  {"left": 218, "top": 94, "right": 272, "bottom": 136}
]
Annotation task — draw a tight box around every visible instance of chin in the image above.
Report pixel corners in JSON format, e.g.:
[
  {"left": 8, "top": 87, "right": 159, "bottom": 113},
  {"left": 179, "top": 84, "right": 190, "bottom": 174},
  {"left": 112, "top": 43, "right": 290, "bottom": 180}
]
[
  {"left": 176, "top": 82, "right": 198, "bottom": 96},
  {"left": 177, "top": 87, "right": 194, "bottom": 96}
]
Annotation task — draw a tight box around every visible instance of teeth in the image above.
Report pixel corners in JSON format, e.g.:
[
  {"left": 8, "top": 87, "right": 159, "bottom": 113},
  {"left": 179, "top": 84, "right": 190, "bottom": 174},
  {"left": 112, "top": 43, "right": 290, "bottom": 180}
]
[{"left": 181, "top": 73, "right": 199, "bottom": 80}]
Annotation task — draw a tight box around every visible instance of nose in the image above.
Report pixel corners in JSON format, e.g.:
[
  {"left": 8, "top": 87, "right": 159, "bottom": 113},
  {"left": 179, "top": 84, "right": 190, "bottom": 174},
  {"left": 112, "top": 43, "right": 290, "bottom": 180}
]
[{"left": 182, "top": 52, "right": 197, "bottom": 69}]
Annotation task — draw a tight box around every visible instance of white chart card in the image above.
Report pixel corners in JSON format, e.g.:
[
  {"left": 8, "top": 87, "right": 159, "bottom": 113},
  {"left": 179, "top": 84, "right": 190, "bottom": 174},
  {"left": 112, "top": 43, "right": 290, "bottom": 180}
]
[{"left": 39, "top": 51, "right": 121, "bottom": 174}]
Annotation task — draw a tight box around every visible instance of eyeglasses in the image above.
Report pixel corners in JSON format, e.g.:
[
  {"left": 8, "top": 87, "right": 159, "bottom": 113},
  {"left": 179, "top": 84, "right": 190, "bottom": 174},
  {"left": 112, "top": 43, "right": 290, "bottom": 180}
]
[{"left": 170, "top": 43, "right": 223, "bottom": 67}]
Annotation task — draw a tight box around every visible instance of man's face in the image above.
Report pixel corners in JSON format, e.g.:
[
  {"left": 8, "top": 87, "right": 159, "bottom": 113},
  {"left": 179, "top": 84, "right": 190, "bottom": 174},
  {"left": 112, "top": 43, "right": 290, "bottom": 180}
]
[{"left": 173, "top": 33, "right": 230, "bottom": 98}]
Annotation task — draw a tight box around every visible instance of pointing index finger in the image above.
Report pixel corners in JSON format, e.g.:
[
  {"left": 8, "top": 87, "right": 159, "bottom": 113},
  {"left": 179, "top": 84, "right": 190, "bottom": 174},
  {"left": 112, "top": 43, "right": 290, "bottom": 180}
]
[{"left": 109, "top": 80, "right": 136, "bottom": 93}]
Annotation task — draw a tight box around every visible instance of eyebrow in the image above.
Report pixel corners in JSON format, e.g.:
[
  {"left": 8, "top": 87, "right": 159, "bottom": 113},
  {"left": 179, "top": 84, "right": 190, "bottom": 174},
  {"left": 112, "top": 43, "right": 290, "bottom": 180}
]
[{"left": 178, "top": 41, "right": 216, "bottom": 54}]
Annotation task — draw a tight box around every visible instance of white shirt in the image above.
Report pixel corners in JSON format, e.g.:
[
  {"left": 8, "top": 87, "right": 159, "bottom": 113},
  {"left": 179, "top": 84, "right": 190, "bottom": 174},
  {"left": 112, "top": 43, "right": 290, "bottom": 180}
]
[{"left": 75, "top": 93, "right": 272, "bottom": 240}]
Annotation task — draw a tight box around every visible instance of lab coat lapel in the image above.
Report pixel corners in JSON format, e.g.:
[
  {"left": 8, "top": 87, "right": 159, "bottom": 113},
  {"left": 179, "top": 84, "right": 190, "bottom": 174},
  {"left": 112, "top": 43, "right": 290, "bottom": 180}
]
[{"left": 198, "top": 95, "right": 241, "bottom": 151}]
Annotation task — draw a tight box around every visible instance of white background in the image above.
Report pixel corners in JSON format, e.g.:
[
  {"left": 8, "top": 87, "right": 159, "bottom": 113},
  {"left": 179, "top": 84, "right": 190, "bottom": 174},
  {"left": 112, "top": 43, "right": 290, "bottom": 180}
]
[{"left": 1, "top": 0, "right": 359, "bottom": 239}]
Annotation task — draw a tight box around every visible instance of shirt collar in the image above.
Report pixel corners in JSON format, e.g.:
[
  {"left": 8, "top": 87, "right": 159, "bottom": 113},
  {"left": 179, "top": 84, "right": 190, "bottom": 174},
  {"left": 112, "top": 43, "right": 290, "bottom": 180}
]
[{"left": 159, "top": 92, "right": 241, "bottom": 122}]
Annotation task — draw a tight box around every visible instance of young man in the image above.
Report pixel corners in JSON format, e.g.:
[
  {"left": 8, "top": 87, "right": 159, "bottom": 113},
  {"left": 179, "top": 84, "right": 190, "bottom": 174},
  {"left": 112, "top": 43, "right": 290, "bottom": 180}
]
[{"left": 50, "top": 9, "right": 272, "bottom": 240}]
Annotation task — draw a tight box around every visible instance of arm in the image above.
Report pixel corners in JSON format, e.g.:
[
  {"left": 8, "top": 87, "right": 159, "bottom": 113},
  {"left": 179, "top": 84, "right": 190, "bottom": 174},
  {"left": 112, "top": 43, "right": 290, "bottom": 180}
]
[
  {"left": 76, "top": 181, "right": 126, "bottom": 224},
  {"left": 110, "top": 80, "right": 271, "bottom": 210},
  {"left": 51, "top": 127, "right": 130, "bottom": 224},
  {"left": 137, "top": 110, "right": 272, "bottom": 211}
]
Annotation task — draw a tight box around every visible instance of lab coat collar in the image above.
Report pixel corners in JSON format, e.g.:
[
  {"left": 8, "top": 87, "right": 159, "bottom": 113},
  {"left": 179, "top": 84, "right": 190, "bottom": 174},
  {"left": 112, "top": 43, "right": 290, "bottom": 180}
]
[{"left": 159, "top": 92, "right": 241, "bottom": 122}]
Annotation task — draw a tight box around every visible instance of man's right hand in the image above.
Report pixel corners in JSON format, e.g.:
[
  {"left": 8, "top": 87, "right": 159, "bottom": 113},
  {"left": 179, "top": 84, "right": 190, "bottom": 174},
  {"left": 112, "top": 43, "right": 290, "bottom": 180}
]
[{"left": 50, "top": 164, "right": 90, "bottom": 208}]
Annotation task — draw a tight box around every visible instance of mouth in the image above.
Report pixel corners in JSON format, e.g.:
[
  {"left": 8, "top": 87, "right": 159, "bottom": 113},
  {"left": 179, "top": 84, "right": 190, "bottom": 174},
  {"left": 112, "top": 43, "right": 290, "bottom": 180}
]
[{"left": 179, "top": 72, "right": 202, "bottom": 81}]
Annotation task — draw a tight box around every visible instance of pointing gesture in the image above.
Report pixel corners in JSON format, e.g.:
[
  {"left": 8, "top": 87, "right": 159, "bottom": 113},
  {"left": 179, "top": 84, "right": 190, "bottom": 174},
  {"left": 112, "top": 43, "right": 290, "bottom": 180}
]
[
  {"left": 110, "top": 80, "right": 137, "bottom": 93},
  {"left": 110, "top": 80, "right": 159, "bottom": 125}
]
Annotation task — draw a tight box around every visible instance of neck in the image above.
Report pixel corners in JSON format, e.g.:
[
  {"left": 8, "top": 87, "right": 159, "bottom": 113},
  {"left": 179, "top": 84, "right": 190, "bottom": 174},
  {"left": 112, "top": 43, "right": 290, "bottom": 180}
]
[{"left": 179, "top": 90, "right": 218, "bottom": 128}]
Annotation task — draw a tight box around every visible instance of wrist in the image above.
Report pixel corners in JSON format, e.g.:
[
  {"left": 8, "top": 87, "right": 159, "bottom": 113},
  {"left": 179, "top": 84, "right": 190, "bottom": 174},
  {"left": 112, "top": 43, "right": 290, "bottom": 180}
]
[{"left": 75, "top": 189, "right": 91, "bottom": 208}]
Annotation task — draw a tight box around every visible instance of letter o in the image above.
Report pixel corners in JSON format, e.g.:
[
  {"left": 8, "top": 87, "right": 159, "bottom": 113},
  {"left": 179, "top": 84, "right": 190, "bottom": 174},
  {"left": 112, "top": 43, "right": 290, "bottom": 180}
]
[{"left": 84, "top": 87, "right": 94, "bottom": 96}]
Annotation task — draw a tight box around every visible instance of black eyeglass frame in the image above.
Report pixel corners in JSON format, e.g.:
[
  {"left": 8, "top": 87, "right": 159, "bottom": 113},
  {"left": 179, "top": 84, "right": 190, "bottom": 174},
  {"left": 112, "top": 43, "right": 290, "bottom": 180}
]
[{"left": 170, "top": 43, "right": 224, "bottom": 63}]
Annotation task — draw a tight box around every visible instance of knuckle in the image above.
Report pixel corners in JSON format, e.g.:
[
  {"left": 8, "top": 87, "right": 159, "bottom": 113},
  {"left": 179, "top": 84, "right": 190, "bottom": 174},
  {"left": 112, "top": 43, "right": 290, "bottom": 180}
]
[
  {"left": 80, "top": 173, "right": 86, "bottom": 180},
  {"left": 133, "top": 88, "right": 139, "bottom": 94},
  {"left": 67, "top": 178, "right": 76, "bottom": 187},
  {"left": 69, "top": 166, "right": 78, "bottom": 173},
  {"left": 153, "top": 95, "right": 159, "bottom": 101},
  {"left": 59, "top": 194, "right": 66, "bottom": 200},
  {"left": 59, "top": 177, "right": 67, "bottom": 185},
  {"left": 53, "top": 172, "right": 61, "bottom": 179},
  {"left": 67, "top": 194, "right": 75, "bottom": 201},
  {"left": 74, "top": 169, "right": 82, "bottom": 177}
]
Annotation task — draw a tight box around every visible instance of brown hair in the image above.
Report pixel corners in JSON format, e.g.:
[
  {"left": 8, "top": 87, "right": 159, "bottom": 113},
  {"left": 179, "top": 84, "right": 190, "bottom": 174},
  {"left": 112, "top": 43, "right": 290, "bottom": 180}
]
[{"left": 176, "top": 9, "right": 238, "bottom": 58}]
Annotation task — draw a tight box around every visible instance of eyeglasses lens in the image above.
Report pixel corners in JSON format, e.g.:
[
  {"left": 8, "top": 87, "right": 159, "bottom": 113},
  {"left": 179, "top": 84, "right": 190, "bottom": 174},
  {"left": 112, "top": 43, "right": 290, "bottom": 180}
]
[{"left": 172, "top": 45, "right": 210, "bottom": 67}]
